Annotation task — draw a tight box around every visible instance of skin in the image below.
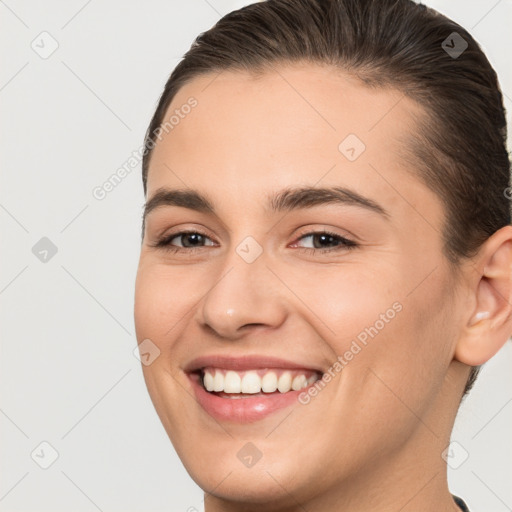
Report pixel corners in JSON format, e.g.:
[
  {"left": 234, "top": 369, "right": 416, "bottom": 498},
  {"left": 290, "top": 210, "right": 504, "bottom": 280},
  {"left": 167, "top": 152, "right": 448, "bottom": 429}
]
[{"left": 134, "top": 63, "right": 512, "bottom": 512}]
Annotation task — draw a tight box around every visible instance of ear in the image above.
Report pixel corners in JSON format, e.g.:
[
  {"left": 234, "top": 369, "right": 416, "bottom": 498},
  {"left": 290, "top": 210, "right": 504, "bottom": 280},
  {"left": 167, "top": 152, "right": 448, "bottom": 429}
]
[{"left": 454, "top": 225, "right": 512, "bottom": 366}]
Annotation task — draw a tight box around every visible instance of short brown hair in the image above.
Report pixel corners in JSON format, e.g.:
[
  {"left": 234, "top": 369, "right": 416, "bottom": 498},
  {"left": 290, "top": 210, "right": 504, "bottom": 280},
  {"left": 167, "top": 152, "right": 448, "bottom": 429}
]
[{"left": 141, "top": 0, "right": 511, "bottom": 396}]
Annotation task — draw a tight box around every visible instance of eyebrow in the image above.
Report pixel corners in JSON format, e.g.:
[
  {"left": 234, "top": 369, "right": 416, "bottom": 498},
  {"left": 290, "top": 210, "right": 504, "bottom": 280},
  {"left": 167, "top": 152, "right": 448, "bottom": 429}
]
[{"left": 143, "top": 185, "right": 390, "bottom": 223}]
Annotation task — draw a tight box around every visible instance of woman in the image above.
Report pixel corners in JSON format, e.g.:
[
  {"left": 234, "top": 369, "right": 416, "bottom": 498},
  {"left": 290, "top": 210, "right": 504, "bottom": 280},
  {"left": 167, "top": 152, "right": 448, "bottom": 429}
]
[{"left": 134, "top": 0, "right": 511, "bottom": 510}]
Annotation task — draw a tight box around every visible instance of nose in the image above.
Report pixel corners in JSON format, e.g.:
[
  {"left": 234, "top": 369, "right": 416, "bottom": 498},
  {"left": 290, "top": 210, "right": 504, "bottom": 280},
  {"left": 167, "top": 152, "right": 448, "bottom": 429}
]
[{"left": 195, "top": 252, "right": 288, "bottom": 340}]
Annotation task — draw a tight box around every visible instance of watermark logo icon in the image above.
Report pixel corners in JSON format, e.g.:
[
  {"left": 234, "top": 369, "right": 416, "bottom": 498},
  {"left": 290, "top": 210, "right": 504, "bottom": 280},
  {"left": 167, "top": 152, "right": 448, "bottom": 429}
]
[
  {"left": 133, "top": 338, "right": 161, "bottom": 366},
  {"left": 32, "top": 237, "right": 58, "bottom": 263},
  {"left": 338, "top": 134, "right": 366, "bottom": 161},
  {"left": 442, "top": 441, "right": 469, "bottom": 469},
  {"left": 31, "top": 441, "right": 59, "bottom": 469},
  {"left": 236, "top": 236, "right": 263, "bottom": 264},
  {"left": 236, "top": 442, "right": 262, "bottom": 468},
  {"left": 31, "top": 31, "right": 59, "bottom": 59},
  {"left": 442, "top": 32, "right": 468, "bottom": 59}
]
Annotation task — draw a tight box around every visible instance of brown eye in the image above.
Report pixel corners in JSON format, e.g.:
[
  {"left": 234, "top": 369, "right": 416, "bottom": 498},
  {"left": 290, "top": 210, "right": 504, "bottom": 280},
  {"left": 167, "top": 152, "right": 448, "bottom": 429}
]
[
  {"left": 154, "top": 231, "right": 216, "bottom": 252},
  {"left": 291, "top": 230, "right": 358, "bottom": 253}
]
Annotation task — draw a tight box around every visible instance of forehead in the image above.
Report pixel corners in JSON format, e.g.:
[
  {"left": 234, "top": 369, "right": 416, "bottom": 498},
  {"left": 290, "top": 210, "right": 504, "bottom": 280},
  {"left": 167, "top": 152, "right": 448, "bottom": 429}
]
[{"left": 147, "top": 63, "right": 437, "bottom": 222}]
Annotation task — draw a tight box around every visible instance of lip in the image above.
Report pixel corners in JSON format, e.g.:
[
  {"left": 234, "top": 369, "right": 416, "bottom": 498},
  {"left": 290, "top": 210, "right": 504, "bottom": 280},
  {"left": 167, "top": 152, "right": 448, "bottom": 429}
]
[
  {"left": 187, "top": 371, "right": 321, "bottom": 423},
  {"left": 184, "top": 354, "right": 324, "bottom": 423},
  {"left": 184, "top": 354, "right": 324, "bottom": 373}
]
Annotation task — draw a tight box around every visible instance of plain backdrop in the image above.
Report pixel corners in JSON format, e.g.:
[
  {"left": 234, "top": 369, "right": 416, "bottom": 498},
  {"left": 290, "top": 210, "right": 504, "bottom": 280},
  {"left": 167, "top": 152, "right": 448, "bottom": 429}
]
[{"left": 1, "top": 1, "right": 511, "bottom": 511}]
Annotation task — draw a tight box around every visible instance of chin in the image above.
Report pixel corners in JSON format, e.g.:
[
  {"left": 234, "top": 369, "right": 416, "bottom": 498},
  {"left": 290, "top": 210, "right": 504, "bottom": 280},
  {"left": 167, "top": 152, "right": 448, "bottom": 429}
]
[{"left": 193, "top": 467, "right": 308, "bottom": 508}]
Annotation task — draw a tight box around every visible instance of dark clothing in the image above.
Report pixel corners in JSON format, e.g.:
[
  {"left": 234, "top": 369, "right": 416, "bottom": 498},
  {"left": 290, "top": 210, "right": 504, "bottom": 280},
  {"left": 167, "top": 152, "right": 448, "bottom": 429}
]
[{"left": 453, "top": 495, "right": 470, "bottom": 511}]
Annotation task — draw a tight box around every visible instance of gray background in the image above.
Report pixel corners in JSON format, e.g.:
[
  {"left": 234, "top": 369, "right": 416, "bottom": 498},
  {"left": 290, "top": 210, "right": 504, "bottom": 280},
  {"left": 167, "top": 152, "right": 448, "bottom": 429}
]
[{"left": 1, "top": 0, "right": 511, "bottom": 511}]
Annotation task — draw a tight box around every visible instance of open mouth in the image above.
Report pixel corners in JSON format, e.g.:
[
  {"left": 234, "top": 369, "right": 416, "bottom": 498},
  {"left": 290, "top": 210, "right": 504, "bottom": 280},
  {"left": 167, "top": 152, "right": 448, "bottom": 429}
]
[
  {"left": 184, "top": 355, "right": 326, "bottom": 422},
  {"left": 186, "top": 367, "right": 324, "bottom": 422},
  {"left": 196, "top": 367, "right": 322, "bottom": 398}
]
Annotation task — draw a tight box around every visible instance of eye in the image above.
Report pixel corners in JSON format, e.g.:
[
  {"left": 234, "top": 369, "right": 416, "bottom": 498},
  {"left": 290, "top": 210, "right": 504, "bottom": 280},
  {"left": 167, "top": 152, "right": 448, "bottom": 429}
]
[
  {"left": 151, "top": 229, "right": 358, "bottom": 254},
  {"left": 153, "top": 230, "right": 216, "bottom": 252},
  {"left": 290, "top": 230, "right": 358, "bottom": 254}
]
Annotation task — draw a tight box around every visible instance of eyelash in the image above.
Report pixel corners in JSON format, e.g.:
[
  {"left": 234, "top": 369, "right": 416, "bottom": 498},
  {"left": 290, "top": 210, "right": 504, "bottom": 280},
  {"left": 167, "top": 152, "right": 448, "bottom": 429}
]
[{"left": 152, "top": 229, "right": 358, "bottom": 255}]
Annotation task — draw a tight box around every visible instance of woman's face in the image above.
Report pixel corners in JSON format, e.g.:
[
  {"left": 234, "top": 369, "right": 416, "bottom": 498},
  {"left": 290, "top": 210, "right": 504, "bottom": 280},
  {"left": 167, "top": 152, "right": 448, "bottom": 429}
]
[{"left": 134, "top": 64, "right": 466, "bottom": 508}]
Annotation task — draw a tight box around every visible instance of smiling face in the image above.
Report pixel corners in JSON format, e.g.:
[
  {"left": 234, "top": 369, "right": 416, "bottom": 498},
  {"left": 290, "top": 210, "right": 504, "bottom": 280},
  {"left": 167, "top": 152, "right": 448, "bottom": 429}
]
[{"left": 134, "top": 63, "right": 469, "bottom": 510}]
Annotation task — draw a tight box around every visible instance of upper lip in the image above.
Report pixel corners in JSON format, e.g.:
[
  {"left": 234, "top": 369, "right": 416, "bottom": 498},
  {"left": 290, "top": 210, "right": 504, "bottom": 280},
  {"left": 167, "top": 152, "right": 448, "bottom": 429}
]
[{"left": 184, "top": 354, "right": 324, "bottom": 373}]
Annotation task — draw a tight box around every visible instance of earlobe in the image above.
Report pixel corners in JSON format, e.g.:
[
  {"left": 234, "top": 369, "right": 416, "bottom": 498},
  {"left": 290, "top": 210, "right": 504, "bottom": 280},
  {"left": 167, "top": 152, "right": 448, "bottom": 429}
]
[{"left": 454, "top": 226, "right": 512, "bottom": 367}]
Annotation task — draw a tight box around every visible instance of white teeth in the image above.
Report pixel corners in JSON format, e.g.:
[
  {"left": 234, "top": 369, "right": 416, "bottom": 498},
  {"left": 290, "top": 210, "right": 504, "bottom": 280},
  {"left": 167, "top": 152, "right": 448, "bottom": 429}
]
[
  {"left": 307, "top": 375, "right": 317, "bottom": 385},
  {"left": 202, "top": 368, "right": 319, "bottom": 394},
  {"left": 241, "top": 371, "right": 261, "bottom": 394},
  {"left": 224, "top": 371, "right": 241, "bottom": 393},
  {"left": 203, "top": 372, "right": 214, "bottom": 391},
  {"left": 291, "top": 374, "right": 307, "bottom": 391},
  {"left": 261, "top": 371, "right": 278, "bottom": 392},
  {"left": 277, "top": 371, "right": 292, "bottom": 393},
  {"left": 213, "top": 370, "right": 224, "bottom": 392}
]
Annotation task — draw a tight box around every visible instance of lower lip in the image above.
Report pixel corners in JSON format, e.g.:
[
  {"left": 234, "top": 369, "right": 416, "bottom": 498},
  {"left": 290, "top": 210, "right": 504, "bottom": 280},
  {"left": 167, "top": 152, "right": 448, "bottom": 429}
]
[{"left": 188, "top": 372, "right": 315, "bottom": 423}]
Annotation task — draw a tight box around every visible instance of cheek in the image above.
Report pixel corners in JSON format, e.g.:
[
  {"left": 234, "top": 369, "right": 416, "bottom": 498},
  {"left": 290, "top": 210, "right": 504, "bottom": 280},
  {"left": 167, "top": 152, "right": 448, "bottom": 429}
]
[
  {"left": 134, "top": 263, "right": 198, "bottom": 344},
  {"left": 290, "top": 264, "right": 402, "bottom": 348},
  {"left": 306, "top": 260, "right": 452, "bottom": 410},
  {"left": 342, "top": 269, "right": 455, "bottom": 425},
  {"left": 134, "top": 269, "right": 166, "bottom": 343}
]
